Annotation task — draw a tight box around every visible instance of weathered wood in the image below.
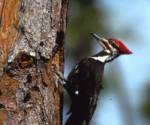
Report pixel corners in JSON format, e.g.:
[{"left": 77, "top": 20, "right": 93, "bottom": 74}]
[{"left": 0, "top": 0, "right": 68, "bottom": 124}]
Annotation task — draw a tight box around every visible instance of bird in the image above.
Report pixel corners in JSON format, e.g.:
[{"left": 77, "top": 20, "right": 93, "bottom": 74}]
[{"left": 64, "top": 33, "right": 132, "bottom": 125}]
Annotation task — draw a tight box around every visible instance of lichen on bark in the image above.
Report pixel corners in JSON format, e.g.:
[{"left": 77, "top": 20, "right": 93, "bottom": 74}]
[
  {"left": 9, "top": 0, "right": 63, "bottom": 62},
  {"left": 0, "top": 0, "right": 68, "bottom": 124}
]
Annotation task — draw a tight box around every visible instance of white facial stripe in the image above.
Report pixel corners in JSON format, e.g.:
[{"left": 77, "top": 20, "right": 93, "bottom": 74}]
[
  {"left": 104, "top": 49, "right": 111, "bottom": 53},
  {"left": 103, "top": 39, "right": 109, "bottom": 50},
  {"left": 102, "top": 39, "right": 117, "bottom": 53},
  {"left": 104, "top": 40, "right": 114, "bottom": 51},
  {"left": 101, "top": 38, "right": 109, "bottom": 49},
  {"left": 104, "top": 41, "right": 118, "bottom": 55},
  {"left": 90, "top": 55, "right": 110, "bottom": 62},
  {"left": 99, "top": 41, "right": 106, "bottom": 49}
]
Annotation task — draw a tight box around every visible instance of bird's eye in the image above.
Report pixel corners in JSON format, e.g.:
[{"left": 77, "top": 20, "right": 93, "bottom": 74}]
[
  {"left": 110, "top": 40, "right": 115, "bottom": 44},
  {"left": 110, "top": 40, "right": 119, "bottom": 48}
]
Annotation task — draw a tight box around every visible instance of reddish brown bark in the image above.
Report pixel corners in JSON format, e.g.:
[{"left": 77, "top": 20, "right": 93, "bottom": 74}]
[{"left": 0, "top": 0, "right": 68, "bottom": 125}]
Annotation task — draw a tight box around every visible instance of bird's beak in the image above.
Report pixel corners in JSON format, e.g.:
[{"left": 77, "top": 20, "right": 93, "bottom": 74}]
[{"left": 90, "top": 33, "right": 108, "bottom": 50}]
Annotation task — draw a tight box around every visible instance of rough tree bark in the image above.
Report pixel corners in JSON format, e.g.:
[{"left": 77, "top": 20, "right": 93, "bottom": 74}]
[{"left": 0, "top": 0, "right": 68, "bottom": 125}]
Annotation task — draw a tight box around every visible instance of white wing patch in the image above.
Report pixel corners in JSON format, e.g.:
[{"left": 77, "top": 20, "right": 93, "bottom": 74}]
[{"left": 75, "top": 90, "right": 79, "bottom": 95}]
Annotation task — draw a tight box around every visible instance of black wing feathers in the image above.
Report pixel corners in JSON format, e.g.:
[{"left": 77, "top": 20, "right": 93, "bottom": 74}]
[{"left": 65, "top": 58, "right": 104, "bottom": 125}]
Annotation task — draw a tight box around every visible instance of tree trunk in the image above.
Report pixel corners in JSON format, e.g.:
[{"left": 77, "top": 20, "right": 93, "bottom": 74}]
[{"left": 0, "top": 0, "right": 68, "bottom": 125}]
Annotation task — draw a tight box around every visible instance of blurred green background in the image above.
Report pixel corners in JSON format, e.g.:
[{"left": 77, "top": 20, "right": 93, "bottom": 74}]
[{"left": 64, "top": 0, "right": 150, "bottom": 125}]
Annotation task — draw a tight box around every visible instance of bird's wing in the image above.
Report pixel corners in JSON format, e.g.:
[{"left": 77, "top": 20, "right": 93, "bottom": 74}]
[{"left": 66, "top": 58, "right": 91, "bottom": 95}]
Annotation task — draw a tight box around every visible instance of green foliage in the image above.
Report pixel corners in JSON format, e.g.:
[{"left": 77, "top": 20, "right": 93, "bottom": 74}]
[
  {"left": 140, "top": 83, "right": 150, "bottom": 120},
  {"left": 66, "top": 0, "right": 102, "bottom": 59}
]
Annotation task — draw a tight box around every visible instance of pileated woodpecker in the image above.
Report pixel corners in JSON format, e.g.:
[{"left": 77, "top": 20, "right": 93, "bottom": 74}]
[{"left": 65, "top": 33, "right": 132, "bottom": 125}]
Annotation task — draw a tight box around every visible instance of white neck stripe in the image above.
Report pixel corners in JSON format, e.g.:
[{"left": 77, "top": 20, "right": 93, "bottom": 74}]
[{"left": 90, "top": 55, "right": 110, "bottom": 63}]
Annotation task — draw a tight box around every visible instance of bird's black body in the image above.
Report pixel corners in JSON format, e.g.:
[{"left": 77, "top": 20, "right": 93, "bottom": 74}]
[
  {"left": 64, "top": 33, "right": 132, "bottom": 125},
  {"left": 65, "top": 51, "right": 107, "bottom": 125}
]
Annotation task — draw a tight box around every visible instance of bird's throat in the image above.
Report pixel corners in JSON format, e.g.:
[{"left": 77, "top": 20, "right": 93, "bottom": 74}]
[
  {"left": 90, "top": 50, "right": 118, "bottom": 63},
  {"left": 90, "top": 55, "right": 111, "bottom": 63}
]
